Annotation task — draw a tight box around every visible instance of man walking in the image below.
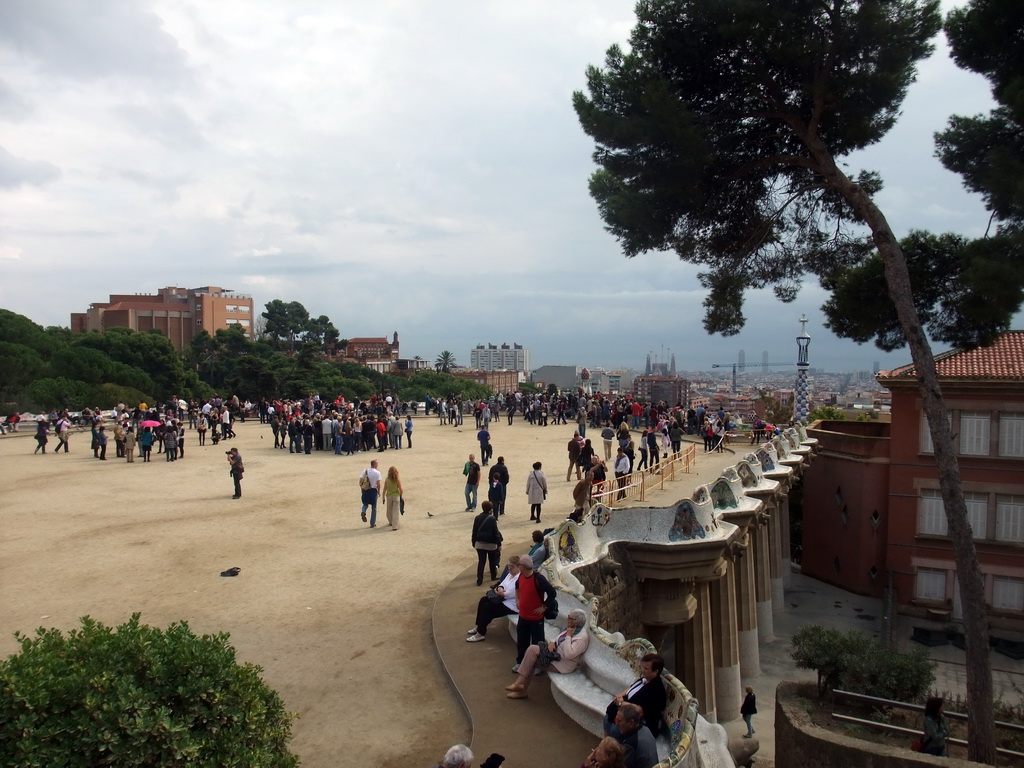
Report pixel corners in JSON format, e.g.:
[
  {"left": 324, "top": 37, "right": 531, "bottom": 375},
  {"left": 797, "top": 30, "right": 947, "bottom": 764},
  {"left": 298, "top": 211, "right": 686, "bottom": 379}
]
[
  {"left": 601, "top": 424, "right": 616, "bottom": 461},
  {"left": 359, "top": 459, "right": 383, "bottom": 528},
  {"left": 463, "top": 453, "right": 481, "bottom": 511},
  {"left": 566, "top": 431, "right": 584, "bottom": 481},
  {"left": 477, "top": 425, "right": 492, "bottom": 466},
  {"left": 227, "top": 447, "right": 244, "bottom": 499},
  {"left": 489, "top": 456, "right": 510, "bottom": 516}
]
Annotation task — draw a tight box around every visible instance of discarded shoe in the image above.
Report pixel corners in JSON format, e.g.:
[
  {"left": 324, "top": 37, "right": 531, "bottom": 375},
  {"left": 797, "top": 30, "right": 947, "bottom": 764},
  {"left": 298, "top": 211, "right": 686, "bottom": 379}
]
[{"left": 220, "top": 567, "right": 241, "bottom": 577}]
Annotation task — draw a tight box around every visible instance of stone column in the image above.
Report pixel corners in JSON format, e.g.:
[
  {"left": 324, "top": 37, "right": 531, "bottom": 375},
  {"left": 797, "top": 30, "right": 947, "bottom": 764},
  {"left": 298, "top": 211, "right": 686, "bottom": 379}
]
[
  {"left": 733, "top": 532, "right": 760, "bottom": 676},
  {"left": 678, "top": 580, "right": 717, "bottom": 723},
  {"left": 768, "top": 496, "right": 785, "bottom": 610},
  {"left": 779, "top": 491, "right": 793, "bottom": 588},
  {"left": 711, "top": 561, "right": 741, "bottom": 721},
  {"left": 752, "top": 519, "right": 774, "bottom": 642}
]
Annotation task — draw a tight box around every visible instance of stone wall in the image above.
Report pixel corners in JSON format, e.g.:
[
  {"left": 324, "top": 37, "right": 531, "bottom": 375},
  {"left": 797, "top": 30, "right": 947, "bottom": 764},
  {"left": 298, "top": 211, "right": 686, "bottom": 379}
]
[
  {"left": 570, "top": 542, "right": 645, "bottom": 640},
  {"left": 775, "top": 681, "right": 976, "bottom": 767}
]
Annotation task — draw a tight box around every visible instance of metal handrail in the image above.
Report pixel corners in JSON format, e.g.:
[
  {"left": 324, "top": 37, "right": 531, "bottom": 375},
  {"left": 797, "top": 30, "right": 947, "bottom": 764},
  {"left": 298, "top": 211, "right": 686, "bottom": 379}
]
[{"left": 831, "top": 689, "right": 1024, "bottom": 758}]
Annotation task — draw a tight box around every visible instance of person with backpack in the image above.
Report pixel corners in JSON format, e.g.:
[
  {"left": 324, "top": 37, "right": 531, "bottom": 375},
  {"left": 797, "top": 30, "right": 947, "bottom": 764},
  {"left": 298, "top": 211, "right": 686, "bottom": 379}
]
[{"left": 359, "top": 459, "right": 382, "bottom": 527}]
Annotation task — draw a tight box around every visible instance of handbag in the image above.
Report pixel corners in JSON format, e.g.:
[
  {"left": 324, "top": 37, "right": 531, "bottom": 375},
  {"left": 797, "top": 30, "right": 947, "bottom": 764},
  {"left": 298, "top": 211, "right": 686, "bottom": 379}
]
[
  {"left": 485, "top": 589, "right": 503, "bottom": 605},
  {"left": 535, "top": 640, "right": 561, "bottom": 668},
  {"left": 911, "top": 737, "right": 924, "bottom": 752},
  {"left": 359, "top": 472, "right": 371, "bottom": 491}
]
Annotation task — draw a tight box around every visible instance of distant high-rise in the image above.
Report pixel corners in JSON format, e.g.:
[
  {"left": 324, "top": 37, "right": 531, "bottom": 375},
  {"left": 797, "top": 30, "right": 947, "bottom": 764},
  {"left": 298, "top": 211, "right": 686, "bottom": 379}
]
[
  {"left": 873, "top": 360, "right": 880, "bottom": 374},
  {"left": 645, "top": 353, "right": 652, "bottom": 375},
  {"left": 762, "top": 350, "right": 769, "bottom": 374},
  {"left": 738, "top": 350, "right": 745, "bottom": 368},
  {"left": 470, "top": 342, "right": 530, "bottom": 375},
  {"left": 670, "top": 353, "right": 677, "bottom": 374}
]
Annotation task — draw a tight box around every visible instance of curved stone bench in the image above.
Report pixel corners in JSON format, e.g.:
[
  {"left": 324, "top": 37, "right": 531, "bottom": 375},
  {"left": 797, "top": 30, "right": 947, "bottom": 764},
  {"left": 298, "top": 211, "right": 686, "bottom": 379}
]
[{"left": 508, "top": 600, "right": 698, "bottom": 765}]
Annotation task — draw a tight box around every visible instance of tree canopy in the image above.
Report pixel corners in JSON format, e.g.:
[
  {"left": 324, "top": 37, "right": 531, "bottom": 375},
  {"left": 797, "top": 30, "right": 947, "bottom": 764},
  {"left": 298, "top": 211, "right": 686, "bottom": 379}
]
[
  {"left": 937, "top": 0, "right": 1024, "bottom": 232},
  {"left": 573, "top": 0, "right": 940, "bottom": 335}
]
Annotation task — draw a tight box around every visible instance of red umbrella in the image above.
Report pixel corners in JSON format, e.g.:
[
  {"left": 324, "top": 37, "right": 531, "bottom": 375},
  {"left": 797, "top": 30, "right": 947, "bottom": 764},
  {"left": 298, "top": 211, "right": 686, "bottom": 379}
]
[{"left": 140, "top": 420, "right": 161, "bottom": 427}]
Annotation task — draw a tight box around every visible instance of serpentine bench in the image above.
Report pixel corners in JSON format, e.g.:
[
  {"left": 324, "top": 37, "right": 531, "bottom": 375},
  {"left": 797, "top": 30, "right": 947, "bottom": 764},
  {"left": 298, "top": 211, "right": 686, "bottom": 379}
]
[{"left": 508, "top": 596, "right": 698, "bottom": 767}]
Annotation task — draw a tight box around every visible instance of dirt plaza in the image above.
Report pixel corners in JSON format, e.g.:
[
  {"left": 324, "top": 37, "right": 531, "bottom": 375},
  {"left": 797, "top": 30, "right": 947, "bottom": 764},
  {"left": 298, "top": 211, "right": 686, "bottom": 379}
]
[{"left": 1, "top": 413, "right": 741, "bottom": 766}]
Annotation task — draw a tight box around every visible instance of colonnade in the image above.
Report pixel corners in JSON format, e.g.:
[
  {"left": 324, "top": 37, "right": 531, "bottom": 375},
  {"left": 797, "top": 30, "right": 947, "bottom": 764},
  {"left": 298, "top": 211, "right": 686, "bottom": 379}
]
[{"left": 624, "top": 431, "right": 812, "bottom": 723}]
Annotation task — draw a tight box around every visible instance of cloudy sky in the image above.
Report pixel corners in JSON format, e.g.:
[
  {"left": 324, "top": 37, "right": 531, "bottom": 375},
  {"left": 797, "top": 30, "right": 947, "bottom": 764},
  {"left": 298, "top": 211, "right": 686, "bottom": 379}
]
[{"left": 0, "top": 0, "right": 1007, "bottom": 374}]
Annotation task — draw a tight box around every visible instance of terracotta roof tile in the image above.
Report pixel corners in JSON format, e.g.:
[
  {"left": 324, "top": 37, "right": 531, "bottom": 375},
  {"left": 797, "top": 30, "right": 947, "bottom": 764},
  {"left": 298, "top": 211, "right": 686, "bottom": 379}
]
[{"left": 878, "top": 331, "right": 1024, "bottom": 382}]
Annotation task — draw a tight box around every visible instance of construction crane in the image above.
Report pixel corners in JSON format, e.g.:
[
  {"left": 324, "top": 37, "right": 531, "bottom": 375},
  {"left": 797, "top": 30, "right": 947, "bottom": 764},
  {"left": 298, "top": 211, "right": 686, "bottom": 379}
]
[{"left": 711, "top": 361, "right": 794, "bottom": 394}]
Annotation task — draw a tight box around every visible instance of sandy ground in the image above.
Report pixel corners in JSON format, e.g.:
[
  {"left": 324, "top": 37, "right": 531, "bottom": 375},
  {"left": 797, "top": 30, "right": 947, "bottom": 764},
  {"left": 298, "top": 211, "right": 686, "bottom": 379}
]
[{"left": 1, "top": 414, "right": 714, "bottom": 767}]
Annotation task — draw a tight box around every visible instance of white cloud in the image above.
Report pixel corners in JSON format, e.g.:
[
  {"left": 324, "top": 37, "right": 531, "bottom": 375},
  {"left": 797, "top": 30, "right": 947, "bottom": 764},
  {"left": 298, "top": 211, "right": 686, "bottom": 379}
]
[{"left": 0, "top": 0, "right": 1014, "bottom": 374}]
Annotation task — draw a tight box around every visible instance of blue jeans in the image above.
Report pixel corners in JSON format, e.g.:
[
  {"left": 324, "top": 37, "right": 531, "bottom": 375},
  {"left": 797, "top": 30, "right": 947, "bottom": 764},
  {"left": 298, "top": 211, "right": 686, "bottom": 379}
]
[
  {"left": 743, "top": 713, "right": 754, "bottom": 736},
  {"left": 361, "top": 490, "right": 378, "bottom": 526},
  {"left": 465, "top": 484, "right": 478, "bottom": 510}
]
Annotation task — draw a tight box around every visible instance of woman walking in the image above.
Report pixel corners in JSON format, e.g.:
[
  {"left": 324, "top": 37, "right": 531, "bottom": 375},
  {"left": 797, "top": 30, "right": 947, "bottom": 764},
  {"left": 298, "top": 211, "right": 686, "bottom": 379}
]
[
  {"left": 525, "top": 461, "right": 548, "bottom": 522},
  {"left": 471, "top": 501, "right": 502, "bottom": 586},
  {"left": 383, "top": 466, "right": 404, "bottom": 531}
]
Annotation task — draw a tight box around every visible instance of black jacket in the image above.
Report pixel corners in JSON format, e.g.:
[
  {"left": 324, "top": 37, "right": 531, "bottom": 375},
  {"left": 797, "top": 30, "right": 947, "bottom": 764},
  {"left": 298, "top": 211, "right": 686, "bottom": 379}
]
[{"left": 472, "top": 511, "right": 502, "bottom": 546}]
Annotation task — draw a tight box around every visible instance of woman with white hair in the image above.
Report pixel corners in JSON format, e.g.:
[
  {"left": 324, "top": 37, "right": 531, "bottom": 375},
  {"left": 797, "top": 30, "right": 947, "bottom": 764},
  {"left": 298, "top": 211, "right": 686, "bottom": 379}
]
[
  {"left": 431, "top": 743, "right": 473, "bottom": 768},
  {"left": 505, "top": 608, "right": 589, "bottom": 699}
]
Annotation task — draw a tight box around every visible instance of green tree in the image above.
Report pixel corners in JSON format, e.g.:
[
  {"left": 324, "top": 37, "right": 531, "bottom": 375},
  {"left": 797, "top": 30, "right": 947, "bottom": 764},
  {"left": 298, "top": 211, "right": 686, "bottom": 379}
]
[
  {"left": 434, "top": 350, "right": 456, "bottom": 373},
  {"left": 822, "top": 231, "right": 1022, "bottom": 350},
  {"left": 573, "top": 2, "right": 998, "bottom": 758},
  {"left": 937, "top": 0, "right": 1024, "bottom": 235},
  {"left": 807, "top": 405, "right": 846, "bottom": 423},
  {"left": 0, "top": 614, "right": 297, "bottom": 767},
  {"left": 262, "top": 300, "right": 311, "bottom": 353},
  {"left": 792, "top": 625, "right": 934, "bottom": 700},
  {"left": 304, "top": 315, "right": 339, "bottom": 354},
  {"left": 24, "top": 377, "right": 90, "bottom": 411}
]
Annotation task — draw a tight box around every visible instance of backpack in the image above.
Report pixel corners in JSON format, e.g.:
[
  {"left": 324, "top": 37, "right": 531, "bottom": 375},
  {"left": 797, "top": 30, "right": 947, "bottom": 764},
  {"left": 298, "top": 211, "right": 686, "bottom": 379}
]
[{"left": 359, "top": 472, "right": 372, "bottom": 491}]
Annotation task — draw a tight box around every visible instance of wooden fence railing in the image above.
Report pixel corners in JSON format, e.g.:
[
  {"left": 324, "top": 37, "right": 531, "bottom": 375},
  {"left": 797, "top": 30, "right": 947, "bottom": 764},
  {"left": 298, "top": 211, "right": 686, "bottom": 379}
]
[{"left": 590, "top": 443, "right": 697, "bottom": 508}]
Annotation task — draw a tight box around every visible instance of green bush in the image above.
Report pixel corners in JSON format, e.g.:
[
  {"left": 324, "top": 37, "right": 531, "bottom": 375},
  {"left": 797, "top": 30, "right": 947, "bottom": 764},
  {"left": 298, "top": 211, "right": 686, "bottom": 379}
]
[
  {"left": 0, "top": 614, "right": 299, "bottom": 767},
  {"left": 792, "top": 625, "right": 934, "bottom": 700}
]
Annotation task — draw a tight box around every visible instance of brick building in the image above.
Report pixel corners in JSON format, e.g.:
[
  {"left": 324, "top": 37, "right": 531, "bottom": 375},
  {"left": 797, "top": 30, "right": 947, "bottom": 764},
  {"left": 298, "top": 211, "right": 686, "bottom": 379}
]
[
  {"left": 70, "top": 286, "right": 254, "bottom": 349},
  {"left": 803, "top": 332, "right": 1024, "bottom": 631},
  {"left": 453, "top": 369, "right": 520, "bottom": 394},
  {"left": 344, "top": 333, "right": 400, "bottom": 367}
]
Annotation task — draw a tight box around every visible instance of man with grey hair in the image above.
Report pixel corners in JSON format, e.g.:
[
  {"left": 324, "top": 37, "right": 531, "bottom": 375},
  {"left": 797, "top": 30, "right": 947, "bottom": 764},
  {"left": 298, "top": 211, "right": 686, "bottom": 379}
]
[
  {"left": 431, "top": 743, "right": 473, "bottom": 768},
  {"left": 613, "top": 702, "right": 657, "bottom": 768}
]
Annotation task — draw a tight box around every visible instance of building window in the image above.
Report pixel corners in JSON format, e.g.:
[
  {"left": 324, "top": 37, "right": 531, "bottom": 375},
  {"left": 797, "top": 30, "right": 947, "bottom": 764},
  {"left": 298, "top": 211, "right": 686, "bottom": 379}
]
[
  {"left": 225, "top": 304, "right": 239, "bottom": 312},
  {"left": 238, "top": 305, "right": 251, "bottom": 313},
  {"left": 999, "top": 413, "right": 1024, "bottom": 457},
  {"left": 992, "top": 577, "right": 1024, "bottom": 612},
  {"left": 915, "top": 568, "right": 947, "bottom": 601},
  {"left": 965, "top": 492, "right": 988, "bottom": 540},
  {"left": 959, "top": 411, "right": 990, "bottom": 456},
  {"left": 996, "top": 495, "right": 1024, "bottom": 543},
  {"left": 918, "top": 489, "right": 947, "bottom": 536},
  {"left": 919, "top": 411, "right": 949, "bottom": 454}
]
